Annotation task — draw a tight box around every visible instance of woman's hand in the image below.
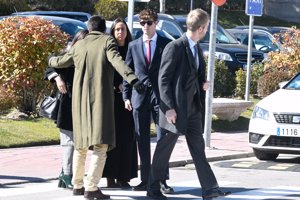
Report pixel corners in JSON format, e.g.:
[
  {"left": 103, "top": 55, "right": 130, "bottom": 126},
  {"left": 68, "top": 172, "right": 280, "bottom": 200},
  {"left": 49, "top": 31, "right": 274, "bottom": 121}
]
[{"left": 55, "top": 76, "right": 67, "bottom": 94}]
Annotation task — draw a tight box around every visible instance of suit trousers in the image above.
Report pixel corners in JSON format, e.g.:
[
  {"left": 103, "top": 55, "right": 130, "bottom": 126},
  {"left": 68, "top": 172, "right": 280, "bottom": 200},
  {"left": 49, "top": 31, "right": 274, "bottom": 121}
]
[
  {"left": 132, "top": 89, "right": 162, "bottom": 182},
  {"left": 72, "top": 144, "right": 108, "bottom": 191},
  {"left": 148, "top": 101, "right": 219, "bottom": 193}
]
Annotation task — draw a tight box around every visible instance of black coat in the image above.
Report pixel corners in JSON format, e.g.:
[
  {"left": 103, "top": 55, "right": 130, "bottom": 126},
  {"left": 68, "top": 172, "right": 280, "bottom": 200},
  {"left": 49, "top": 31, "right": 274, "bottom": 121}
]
[
  {"left": 44, "top": 67, "right": 74, "bottom": 131},
  {"left": 102, "top": 45, "right": 138, "bottom": 180},
  {"left": 158, "top": 34, "right": 206, "bottom": 134}
]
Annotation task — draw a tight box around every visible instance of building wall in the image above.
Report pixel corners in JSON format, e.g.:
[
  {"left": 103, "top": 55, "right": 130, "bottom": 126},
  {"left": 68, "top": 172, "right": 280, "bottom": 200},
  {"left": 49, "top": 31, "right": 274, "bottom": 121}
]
[{"left": 264, "top": 0, "right": 300, "bottom": 24}]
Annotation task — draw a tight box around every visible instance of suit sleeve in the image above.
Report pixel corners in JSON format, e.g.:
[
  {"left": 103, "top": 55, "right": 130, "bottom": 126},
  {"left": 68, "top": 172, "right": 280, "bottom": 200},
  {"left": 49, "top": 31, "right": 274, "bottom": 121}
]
[
  {"left": 44, "top": 67, "right": 59, "bottom": 82},
  {"left": 105, "top": 37, "right": 137, "bottom": 87},
  {"left": 158, "top": 42, "right": 178, "bottom": 112},
  {"left": 122, "top": 44, "right": 134, "bottom": 101}
]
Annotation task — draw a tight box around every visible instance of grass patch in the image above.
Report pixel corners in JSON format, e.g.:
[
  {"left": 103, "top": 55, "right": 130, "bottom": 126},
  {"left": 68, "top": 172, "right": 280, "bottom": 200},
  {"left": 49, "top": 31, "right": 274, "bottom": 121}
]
[{"left": 0, "top": 118, "right": 59, "bottom": 148}]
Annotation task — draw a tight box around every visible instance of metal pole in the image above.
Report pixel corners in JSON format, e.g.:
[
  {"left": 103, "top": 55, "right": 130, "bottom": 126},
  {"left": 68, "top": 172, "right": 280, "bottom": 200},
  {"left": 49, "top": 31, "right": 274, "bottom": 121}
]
[
  {"left": 160, "top": 0, "right": 165, "bottom": 13},
  {"left": 245, "top": 15, "right": 254, "bottom": 101},
  {"left": 190, "top": 0, "right": 193, "bottom": 11},
  {"left": 204, "top": 3, "right": 218, "bottom": 148},
  {"left": 127, "top": 0, "right": 134, "bottom": 34}
]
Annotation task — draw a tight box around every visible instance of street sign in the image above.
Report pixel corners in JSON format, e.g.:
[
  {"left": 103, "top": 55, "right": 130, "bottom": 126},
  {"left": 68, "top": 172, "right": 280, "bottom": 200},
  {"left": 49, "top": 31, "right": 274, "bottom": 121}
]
[
  {"left": 246, "top": 0, "right": 263, "bottom": 16},
  {"left": 211, "top": 0, "right": 226, "bottom": 6}
]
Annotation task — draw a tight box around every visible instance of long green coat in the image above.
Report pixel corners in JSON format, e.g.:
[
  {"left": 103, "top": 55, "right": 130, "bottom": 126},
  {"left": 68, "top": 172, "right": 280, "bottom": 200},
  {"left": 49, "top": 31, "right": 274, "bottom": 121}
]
[{"left": 49, "top": 31, "right": 137, "bottom": 150}]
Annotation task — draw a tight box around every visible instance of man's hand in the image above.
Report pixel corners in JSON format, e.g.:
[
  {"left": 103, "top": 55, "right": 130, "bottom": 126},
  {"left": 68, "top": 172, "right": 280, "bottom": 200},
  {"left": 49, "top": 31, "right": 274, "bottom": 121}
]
[
  {"left": 203, "top": 81, "right": 210, "bottom": 91},
  {"left": 124, "top": 99, "right": 132, "bottom": 111},
  {"left": 133, "top": 80, "right": 145, "bottom": 94},
  {"left": 166, "top": 109, "right": 177, "bottom": 124},
  {"left": 55, "top": 75, "right": 67, "bottom": 94}
]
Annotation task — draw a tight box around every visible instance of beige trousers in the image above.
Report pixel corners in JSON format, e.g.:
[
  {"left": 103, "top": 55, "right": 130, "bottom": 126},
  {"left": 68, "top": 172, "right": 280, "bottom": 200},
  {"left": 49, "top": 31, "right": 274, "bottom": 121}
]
[{"left": 72, "top": 144, "right": 108, "bottom": 191}]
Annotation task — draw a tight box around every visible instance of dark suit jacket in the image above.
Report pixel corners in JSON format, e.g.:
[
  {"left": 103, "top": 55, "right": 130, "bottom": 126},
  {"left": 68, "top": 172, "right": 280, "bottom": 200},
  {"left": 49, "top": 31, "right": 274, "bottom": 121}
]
[
  {"left": 123, "top": 34, "right": 171, "bottom": 109},
  {"left": 158, "top": 34, "right": 206, "bottom": 134}
]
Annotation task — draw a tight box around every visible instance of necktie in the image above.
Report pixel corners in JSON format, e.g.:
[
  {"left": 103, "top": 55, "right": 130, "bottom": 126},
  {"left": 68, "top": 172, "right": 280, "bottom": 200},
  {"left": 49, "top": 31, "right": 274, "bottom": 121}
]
[
  {"left": 146, "top": 40, "right": 151, "bottom": 66},
  {"left": 194, "top": 44, "right": 199, "bottom": 69}
]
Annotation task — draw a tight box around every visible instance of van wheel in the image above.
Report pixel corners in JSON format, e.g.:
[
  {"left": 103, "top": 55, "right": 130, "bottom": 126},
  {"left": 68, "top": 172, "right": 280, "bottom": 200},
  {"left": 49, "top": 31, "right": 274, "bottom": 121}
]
[{"left": 253, "top": 149, "right": 279, "bottom": 160}]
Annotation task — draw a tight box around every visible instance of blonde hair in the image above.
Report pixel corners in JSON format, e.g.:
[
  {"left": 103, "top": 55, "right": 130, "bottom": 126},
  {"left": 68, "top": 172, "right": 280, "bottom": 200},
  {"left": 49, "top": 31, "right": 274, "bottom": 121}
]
[{"left": 186, "top": 8, "right": 209, "bottom": 32}]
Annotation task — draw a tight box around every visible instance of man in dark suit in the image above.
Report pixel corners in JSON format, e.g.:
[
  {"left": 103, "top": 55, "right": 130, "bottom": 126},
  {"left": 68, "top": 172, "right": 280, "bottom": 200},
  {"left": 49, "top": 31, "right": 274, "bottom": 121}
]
[
  {"left": 146, "top": 9, "right": 231, "bottom": 200},
  {"left": 122, "top": 9, "right": 172, "bottom": 193}
]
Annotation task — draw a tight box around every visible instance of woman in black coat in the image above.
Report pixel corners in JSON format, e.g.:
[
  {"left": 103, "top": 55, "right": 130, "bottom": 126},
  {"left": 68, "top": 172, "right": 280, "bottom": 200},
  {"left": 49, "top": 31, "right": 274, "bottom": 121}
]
[
  {"left": 44, "top": 29, "right": 88, "bottom": 189},
  {"left": 102, "top": 18, "right": 138, "bottom": 188}
]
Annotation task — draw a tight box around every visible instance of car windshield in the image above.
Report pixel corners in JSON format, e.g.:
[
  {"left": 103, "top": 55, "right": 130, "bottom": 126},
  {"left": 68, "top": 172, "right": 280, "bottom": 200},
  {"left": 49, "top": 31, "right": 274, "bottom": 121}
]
[
  {"left": 56, "top": 22, "right": 86, "bottom": 38},
  {"left": 285, "top": 73, "right": 300, "bottom": 90},
  {"left": 202, "top": 24, "right": 239, "bottom": 44}
]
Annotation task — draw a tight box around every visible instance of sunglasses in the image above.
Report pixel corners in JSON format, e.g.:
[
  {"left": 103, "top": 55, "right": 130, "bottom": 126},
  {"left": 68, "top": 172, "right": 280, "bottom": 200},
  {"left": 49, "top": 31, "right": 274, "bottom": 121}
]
[{"left": 140, "top": 21, "right": 154, "bottom": 26}]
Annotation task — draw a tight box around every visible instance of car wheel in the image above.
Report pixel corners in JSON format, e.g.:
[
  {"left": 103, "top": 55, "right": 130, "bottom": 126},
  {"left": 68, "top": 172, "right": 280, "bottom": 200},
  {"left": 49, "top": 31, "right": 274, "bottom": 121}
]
[{"left": 253, "top": 148, "right": 279, "bottom": 160}]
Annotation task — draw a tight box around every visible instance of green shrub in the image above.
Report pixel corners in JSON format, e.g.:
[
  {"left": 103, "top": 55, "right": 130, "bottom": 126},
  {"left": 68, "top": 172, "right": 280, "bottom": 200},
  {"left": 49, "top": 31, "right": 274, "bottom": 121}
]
[
  {"left": 0, "top": 16, "right": 68, "bottom": 115},
  {"left": 94, "top": 0, "right": 127, "bottom": 20},
  {"left": 0, "top": 85, "right": 14, "bottom": 112},
  {"left": 264, "top": 27, "right": 300, "bottom": 76},
  {"left": 235, "top": 62, "right": 264, "bottom": 98},
  {"left": 213, "top": 60, "right": 236, "bottom": 97},
  {"left": 257, "top": 70, "right": 291, "bottom": 97}
]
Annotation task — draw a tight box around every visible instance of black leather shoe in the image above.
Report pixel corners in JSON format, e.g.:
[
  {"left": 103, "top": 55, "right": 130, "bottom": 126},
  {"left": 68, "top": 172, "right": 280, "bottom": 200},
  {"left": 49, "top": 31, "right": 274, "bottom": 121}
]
[
  {"left": 202, "top": 188, "right": 231, "bottom": 198},
  {"left": 147, "top": 190, "right": 167, "bottom": 200},
  {"left": 132, "top": 181, "right": 147, "bottom": 191},
  {"left": 73, "top": 187, "right": 85, "bottom": 196},
  {"left": 84, "top": 188, "right": 110, "bottom": 200},
  {"left": 159, "top": 180, "right": 174, "bottom": 194}
]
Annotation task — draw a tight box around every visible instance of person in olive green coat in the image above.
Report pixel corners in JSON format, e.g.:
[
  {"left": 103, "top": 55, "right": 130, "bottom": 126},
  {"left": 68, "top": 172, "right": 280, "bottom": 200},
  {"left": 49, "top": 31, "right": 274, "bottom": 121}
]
[{"left": 48, "top": 16, "right": 145, "bottom": 199}]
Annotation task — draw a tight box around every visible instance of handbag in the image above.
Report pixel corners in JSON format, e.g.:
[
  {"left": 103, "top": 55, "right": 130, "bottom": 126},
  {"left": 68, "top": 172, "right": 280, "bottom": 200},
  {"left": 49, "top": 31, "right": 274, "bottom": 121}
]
[{"left": 39, "top": 93, "right": 61, "bottom": 120}]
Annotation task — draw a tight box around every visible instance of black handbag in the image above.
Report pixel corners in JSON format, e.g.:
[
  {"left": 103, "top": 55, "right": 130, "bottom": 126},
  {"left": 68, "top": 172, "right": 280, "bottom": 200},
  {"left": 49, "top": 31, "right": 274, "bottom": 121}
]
[{"left": 39, "top": 93, "right": 61, "bottom": 120}]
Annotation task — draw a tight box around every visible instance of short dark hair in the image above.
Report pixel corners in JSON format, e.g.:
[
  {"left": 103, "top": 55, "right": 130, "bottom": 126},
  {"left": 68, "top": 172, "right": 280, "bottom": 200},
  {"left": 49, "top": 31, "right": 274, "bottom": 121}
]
[
  {"left": 138, "top": 8, "right": 158, "bottom": 22},
  {"left": 87, "top": 15, "right": 106, "bottom": 32}
]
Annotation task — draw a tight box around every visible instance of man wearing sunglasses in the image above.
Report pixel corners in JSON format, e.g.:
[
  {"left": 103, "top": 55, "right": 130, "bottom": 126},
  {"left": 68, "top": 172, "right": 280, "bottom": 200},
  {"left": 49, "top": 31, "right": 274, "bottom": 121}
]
[{"left": 122, "top": 9, "right": 172, "bottom": 194}]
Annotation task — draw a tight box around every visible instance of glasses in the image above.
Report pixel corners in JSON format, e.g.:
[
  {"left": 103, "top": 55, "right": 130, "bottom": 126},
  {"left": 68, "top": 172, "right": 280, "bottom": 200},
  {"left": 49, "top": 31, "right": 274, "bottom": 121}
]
[{"left": 140, "top": 21, "right": 154, "bottom": 26}]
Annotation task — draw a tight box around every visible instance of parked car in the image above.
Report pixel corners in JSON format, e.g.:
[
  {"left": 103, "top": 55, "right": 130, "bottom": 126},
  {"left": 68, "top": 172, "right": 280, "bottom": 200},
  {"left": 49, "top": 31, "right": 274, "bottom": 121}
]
[
  {"left": 4, "top": 15, "right": 87, "bottom": 41},
  {"left": 227, "top": 28, "right": 281, "bottom": 53},
  {"left": 248, "top": 72, "right": 300, "bottom": 160},
  {"left": 234, "top": 25, "right": 290, "bottom": 35},
  {"left": 199, "top": 24, "right": 264, "bottom": 73},
  {"left": 126, "top": 14, "right": 264, "bottom": 73},
  {"left": 11, "top": 11, "right": 91, "bottom": 22}
]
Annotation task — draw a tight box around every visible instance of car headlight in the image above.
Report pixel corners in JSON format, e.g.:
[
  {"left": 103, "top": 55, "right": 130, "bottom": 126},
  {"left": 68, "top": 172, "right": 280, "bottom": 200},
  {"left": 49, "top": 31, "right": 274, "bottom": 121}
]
[
  {"left": 202, "top": 51, "right": 233, "bottom": 61},
  {"left": 252, "top": 106, "right": 269, "bottom": 120},
  {"left": 215, "top": 52, "right": 233, "bottom": 61}
]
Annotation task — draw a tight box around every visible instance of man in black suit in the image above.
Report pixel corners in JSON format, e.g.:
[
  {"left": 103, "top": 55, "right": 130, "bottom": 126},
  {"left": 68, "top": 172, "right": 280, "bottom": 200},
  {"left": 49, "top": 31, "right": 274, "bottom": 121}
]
[
  {"left": 146, "top": 9, "right": 231, "bottom": 200},
  {"left": 122, "top": 9, "right": 172, "bottom": 193}
]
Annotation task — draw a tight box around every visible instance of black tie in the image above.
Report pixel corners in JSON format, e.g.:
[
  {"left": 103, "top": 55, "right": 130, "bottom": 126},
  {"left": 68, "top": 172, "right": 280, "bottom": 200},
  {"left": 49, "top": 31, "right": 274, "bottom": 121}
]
[{"left": 194, "top": 44, "right": 199, "bottom": 69}]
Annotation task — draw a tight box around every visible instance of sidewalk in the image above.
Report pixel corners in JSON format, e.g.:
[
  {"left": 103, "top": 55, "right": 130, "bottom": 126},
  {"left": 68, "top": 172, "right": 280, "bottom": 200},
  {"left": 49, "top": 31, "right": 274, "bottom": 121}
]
[{"left": 0, "top": 131, "right": 253, "bottom": 186}]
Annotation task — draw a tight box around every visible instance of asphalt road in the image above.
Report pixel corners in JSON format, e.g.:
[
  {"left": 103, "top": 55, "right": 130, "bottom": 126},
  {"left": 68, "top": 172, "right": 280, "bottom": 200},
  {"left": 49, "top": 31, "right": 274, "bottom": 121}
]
[{"left": 1, "top": 154, "right": 300, "bottom": 200}]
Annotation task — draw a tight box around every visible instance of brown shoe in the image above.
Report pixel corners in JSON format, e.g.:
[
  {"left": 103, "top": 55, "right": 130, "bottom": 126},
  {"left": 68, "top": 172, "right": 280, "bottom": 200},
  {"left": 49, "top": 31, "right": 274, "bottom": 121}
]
[
  {"left": 73, "top": 187, "right": 85, "bottom": 195},
  {"left": 84, "top": 188, "right": 110, "bottom": 200}
]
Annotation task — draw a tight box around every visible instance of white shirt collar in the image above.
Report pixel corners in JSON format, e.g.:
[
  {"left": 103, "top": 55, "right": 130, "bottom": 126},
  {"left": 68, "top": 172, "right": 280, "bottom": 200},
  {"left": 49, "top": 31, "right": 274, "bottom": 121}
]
[
  {"left": 143, "top": 33, "right": 158, "bottom": 43},
  {"left": 186, "top": 34, "right": 197, "bottom": 48}
]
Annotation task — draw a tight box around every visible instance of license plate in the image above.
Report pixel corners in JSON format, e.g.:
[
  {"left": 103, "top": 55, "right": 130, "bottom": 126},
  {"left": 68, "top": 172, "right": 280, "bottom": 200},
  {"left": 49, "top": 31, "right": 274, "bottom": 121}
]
[{"left": 276, "top": 127, "right": 300, "bottom": 137}]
